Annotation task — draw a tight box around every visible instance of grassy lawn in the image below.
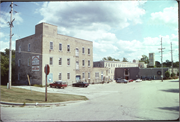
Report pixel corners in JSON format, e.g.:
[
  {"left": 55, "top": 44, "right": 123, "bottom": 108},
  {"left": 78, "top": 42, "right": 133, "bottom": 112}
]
[{"left": 1, "top": 85, "right": 88, "bottom": 103}]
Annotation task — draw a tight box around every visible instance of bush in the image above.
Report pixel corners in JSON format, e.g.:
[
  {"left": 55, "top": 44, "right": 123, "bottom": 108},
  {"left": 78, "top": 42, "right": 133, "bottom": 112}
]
[
  {"left": 171, "top": 73, "right": 176, "bottom": 77},
  {"left": 177, "top": 72, "right": 179, "bottom": 76},
  {"left": 165, "top": 71, "right": 170, "bottom": 78},
  {"left": 173, "top": 76, "right": 178, "bottom": 79}
]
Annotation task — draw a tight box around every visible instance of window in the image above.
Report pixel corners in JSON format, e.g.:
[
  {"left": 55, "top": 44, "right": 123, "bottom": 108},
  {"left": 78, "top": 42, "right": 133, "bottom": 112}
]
[
  {"left": 82, "top": 47, "right": 85, "bottom": 54},
  {"left": 75, "top": 48, "right": 79, "bottom": 56},
  {"left": 28, "top": 58, "right": 30, "bottom": 66},
  {"left": 88, "top": 60, "right": 90, "bottom": 67},
  {"left": 28, "top": 43, "right": 30, "bottom": 51},
  {"left": 59, "top": 73, "right": 61, "bottom": 80},
  {"left": 76, "top": 61, "right": 79, "bottom": 69},
  {"left": 67, "top": 73, "right": 70, "bottom": 80},
  {"left": 101, "top": 71, "right": 103, "bottom": 74},
  {"left": 82, "top": 72, "right": 85, "bottom": 79},
  {"left": 59, "top": 43, "right": 62, "bottom": 51},
  {"left": 50, "top": 42, "right": 53, "bottom": 50},
  {"left": 88, "top": 72, "right": 90, "bottom": 79},
  {"left": 19, "top": 46, "right": 21, "bottom": 53},
  {"left": 95, "top": 72, "right": 99, "bottom": 78},
  {"left": 125, "top": 69, "right": 128, "bottom": 75},
  {"left": 67, "top": 58, "right": 70, "bottom": 65},
  {"left": 67, "top": 45, "right": 70, "bottom": 52},
  {"left": 18, "top": 73, "right": 20, "bottom": 80},
  {"left": 59, "top": 58, "right": 62, "bottom": 65},
  {"left": 82, "top": 60, "right": 85, "bottom": 67},
  {"left": 88, "top": 48, "right": 90, "bottom": 55},
  {"left": 18, "top": 59, "right": 21, "bottom": 67},
  {"left": 50, "top": 57, "right": 53, "bottom": 65}
]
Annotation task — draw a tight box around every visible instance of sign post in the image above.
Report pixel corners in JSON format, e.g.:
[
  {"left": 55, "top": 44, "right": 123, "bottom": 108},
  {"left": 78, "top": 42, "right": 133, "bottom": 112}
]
[{"left": 44, "top": 64, "right": 50, "bottom": 102}]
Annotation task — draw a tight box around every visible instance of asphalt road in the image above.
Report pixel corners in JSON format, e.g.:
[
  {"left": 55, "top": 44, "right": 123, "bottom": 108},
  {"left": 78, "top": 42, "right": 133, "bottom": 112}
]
[{"left": 1, "top": 79, "right": 179, "bottom": 121}]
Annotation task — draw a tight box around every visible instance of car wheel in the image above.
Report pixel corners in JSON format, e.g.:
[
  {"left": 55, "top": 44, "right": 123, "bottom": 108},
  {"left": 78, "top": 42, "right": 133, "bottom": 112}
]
[
  {"left": 62, "top": 87, "right": 64, "bottom": 89},
  {"left": 50, "top": 85, "right": 52, "bottom": 88},
  {"left": 56, "top": 86, "right": 58, "bottom": 88}
]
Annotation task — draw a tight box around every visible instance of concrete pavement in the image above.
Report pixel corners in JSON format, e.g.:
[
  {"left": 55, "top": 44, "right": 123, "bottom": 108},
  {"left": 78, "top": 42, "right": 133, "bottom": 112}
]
[{"left": 1, "top": 79, "right": 179, "bottom": 121}]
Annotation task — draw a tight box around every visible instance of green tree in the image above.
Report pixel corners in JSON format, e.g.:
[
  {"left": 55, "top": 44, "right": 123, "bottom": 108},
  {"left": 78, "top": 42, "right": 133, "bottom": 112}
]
[
  {"left": 155, "top": 61, "right": 161, "bottom": 67},
  {"left": 173, "top": 61, "right": 179, "bottom": 68},
  {"left": 139, "top": 55, "right": 149, "bottom": 64},
  {"left": 171, "top": 72, "right": 175, "bottom": 77},
  {"left": 122, "top": 57, "right": 128, "bottom": 62},
  {"left": 0, "top": 49, "right": 15, "bottom": 85},
  {"left": 165, "top": 71, "right": 170, "bottom": 78},
  {"left": 102, "top": 56, "right": 120, "bottom": 61}
]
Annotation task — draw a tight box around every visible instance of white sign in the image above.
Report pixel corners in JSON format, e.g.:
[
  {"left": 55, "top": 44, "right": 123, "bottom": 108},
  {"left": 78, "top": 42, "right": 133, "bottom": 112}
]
[
  {"left": 32, "top": 66, "right": 39, "bottom": 71},
  {"left": 32, "top": 56, "right": 39, "bottom": 65}
]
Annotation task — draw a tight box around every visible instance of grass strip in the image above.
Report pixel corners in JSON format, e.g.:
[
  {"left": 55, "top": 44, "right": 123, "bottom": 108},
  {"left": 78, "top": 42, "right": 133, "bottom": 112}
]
[{"left": 1, "top": 85, "right": 88, "bottom": 103}]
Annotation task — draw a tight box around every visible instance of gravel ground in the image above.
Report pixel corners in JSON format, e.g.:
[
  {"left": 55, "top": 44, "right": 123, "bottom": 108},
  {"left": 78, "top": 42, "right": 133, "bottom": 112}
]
[{"left": 1, "top": 79, "right": 179, "bottom": 121}]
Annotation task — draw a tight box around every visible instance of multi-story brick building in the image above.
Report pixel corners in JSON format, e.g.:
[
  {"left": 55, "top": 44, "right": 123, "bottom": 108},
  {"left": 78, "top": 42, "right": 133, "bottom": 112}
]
[{"left": 15, "top": 22, "right": 106, "bottom": 85}]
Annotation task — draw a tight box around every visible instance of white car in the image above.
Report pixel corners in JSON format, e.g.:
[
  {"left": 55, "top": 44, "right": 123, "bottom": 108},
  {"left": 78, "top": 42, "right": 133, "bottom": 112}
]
[{"left": 136, "top": 79, "right": 142, "bottom": 82}]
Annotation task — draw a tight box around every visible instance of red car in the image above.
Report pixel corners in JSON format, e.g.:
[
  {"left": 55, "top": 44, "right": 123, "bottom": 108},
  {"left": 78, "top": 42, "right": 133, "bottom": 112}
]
[
  {"left": 49, "top": 81, "right": 67, "bottom": 89},
  {"left": 128, "top": 79, "right": 134, "bottom": 82}
]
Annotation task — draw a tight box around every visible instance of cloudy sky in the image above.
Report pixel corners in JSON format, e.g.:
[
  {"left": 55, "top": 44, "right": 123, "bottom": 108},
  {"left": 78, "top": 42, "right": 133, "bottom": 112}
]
[{"left": 0, "top": 1, "right": 179, "bottom": 63}]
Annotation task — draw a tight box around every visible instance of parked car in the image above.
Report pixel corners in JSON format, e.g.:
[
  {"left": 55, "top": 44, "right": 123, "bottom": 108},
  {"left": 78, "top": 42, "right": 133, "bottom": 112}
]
[
  {"left": 72, "top": 81, "right": 89, "bottom": 87},
  {"left": 116, "top": 78, "right": 128, "bottom": 83},
  {"left": 136, "top": 79, "right": 142, "bottom": 82},
  {"left": 128, "top": 79, "right": 134, "bottom": 82},
  {"left": 49, "top": 81, "right": 67, "bottom": 89}
]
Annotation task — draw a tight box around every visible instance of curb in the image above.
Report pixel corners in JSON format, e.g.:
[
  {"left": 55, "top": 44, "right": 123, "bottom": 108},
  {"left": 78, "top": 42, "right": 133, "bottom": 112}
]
[{"left": 0, "top": 100, "right": 84, "bottom": 106}]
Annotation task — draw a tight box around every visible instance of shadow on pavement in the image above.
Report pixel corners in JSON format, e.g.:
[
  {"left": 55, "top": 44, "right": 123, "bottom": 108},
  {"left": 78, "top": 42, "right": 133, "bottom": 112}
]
[
  {"left": 169, "top": 80, "right": 179, "bottom": 82},
  {"left": 25, "top": 99, "right": 42, "bottom": 101},
  {"left": 160, "top": 89, "right": 179, "bottom": 93},
  {"left": 158, "top": 106, "right": 179, "bottom": 112}
]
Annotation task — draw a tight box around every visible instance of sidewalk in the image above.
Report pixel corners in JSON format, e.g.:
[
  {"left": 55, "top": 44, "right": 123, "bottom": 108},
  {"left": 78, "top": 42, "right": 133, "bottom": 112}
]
[{"left": 0, "top": 100, "right": 84, "bottom": 106}]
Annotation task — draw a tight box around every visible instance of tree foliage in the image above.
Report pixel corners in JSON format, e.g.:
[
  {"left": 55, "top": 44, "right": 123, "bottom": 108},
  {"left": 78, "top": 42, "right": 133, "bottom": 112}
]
[
  {"left": 102, "top": 56, "right": 120, "bottom": 61},
  {"left": 0, "top": 49, "right": 15, "bottom": 85},
  {"left": 122, "top": 57, "right": 128, "bottom": 62},
  {"left": 139, "top": 55, "right": 149, "bottom": 64},
  {"left": 165, "top": 71, "right": 170, "bottom": 78},
  {"left": 171, "top": 72, "right": 175, "bottom": 77}
]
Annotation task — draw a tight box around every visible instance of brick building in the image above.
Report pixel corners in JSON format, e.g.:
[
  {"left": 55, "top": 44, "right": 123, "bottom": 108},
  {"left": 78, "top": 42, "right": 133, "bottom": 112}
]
[{"left": 15, "top": 22, "right": 108, "bottom": 85}]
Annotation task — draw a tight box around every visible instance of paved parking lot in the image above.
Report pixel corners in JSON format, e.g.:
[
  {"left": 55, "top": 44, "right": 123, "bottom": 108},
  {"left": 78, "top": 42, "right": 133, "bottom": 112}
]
[{"left": 1, "top": 79, "right": 179, "bottom": 121}]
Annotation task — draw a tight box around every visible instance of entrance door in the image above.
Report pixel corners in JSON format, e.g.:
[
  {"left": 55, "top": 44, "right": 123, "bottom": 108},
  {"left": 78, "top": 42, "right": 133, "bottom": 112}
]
[
  {"left": 101, "top": 74, "right": 103, "bottom": 81},
  {"left": 125, "top": 76, "right": 129, "bottom": 80},
  {"left": 47, "top": 73, "right": 53, "bottom": 83},
  {"left": 76, "top": 75, "right": 80, "bottom": 82}
]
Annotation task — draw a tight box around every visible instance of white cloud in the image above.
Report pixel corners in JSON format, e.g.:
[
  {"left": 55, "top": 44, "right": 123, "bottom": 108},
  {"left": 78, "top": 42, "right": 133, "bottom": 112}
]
[
  {"left": 0, "top": 40, "right": 15, "bottom": 52},
  {"left": 150, "top": 6, "right": 178, "bottom": 29},
  {"left": 38, "top": 1, "right": 146, "bottom": 36},
  {"left": 0, "top": 32, "right": 6, "bottom": 39}
]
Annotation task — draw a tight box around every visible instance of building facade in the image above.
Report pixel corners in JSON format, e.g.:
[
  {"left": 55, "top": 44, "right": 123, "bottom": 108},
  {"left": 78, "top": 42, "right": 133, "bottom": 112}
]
[
  {"left": 93, "top": 61, "right": 139, "bottom": 80},
  {"left": 15, "top": 23, "right": 95, "bottom": 85},
  {"left": 149, "top": 53, "right": 155, "bottom": 66},
  {"left": 115, "top": 67, "right": 169, "bottom": 80}
]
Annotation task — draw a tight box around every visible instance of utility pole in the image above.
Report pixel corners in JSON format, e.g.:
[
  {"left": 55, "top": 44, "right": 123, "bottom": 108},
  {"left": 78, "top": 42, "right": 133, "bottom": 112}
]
[
  {"left": 170, "top": 42, "right": 173, "bottom": 74},
  {"left": 158, "top": 37, "right": 165, "bottom": 82},
  {"left": 8, "top": 2, "right": 15, "bottom": 89}
]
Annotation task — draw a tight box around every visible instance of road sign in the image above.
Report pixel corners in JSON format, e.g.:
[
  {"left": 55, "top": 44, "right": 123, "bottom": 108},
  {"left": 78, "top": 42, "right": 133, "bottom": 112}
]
[{"left": 44, "top": 64, "right": 50, "bottom": 75}]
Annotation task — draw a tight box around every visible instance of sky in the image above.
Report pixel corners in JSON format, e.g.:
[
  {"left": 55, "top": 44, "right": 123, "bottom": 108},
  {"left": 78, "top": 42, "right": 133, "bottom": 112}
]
[{"left": 0, "top": 1, "right": 179, "bottom": 63}]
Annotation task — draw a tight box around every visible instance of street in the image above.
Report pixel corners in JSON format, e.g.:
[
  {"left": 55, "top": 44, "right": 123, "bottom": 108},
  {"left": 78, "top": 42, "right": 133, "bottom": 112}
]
[{"left": 1, "top": 79, "right": 179, "bottom": 121}]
